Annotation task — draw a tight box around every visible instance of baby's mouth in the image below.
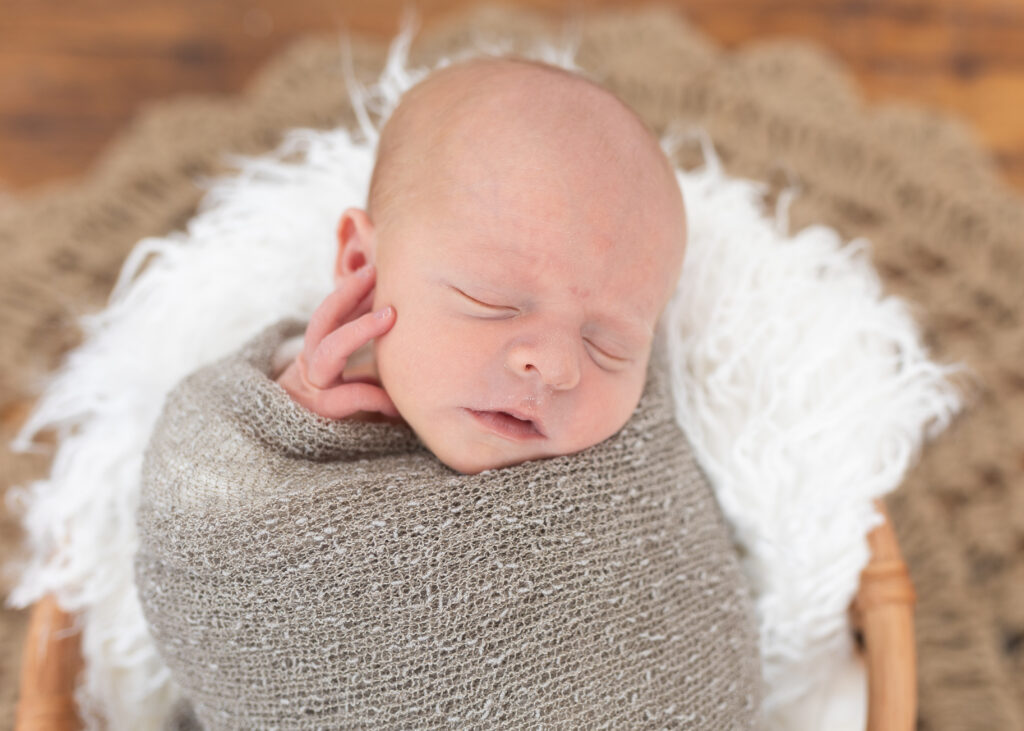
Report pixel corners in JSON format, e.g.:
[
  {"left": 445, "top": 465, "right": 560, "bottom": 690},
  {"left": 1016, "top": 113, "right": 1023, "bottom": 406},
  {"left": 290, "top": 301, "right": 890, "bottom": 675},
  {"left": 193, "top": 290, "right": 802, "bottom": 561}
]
[{"left": 464, "top": 408, "right": 546, "bottom": 440}]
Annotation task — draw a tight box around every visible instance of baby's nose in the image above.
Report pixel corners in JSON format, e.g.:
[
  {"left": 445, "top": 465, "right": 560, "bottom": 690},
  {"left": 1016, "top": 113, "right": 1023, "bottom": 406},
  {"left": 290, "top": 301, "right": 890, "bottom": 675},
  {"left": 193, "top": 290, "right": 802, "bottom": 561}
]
[{"left": 505, "top": 337, "right": 581, "bottom": 391}]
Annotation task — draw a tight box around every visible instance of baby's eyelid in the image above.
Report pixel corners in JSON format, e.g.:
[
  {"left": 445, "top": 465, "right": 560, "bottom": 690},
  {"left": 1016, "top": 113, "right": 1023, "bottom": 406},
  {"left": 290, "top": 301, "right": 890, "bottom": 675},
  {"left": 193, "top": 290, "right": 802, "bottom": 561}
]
[
  {"left": 584, "top": 339, "right": 629, "bottom": 364},
  {"left": 452, "top": 286, "right": 517, "bottom": 313},
  {"left": 451, "top": 286, "right": 632, "bottom": 363}
]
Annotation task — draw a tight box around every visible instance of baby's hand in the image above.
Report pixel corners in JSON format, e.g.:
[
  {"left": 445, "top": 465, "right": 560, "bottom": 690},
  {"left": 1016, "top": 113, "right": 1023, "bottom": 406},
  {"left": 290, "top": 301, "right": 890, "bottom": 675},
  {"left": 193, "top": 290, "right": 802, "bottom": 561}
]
[{"left": 275, "top": 265, "right": 400, "bottom": 420}]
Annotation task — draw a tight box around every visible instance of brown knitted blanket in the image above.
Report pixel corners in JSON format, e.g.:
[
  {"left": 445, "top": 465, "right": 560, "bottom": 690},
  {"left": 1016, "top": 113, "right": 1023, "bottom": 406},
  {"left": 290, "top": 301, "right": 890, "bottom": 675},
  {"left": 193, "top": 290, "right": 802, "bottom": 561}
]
[
  {"left": 3, "top": 6, "right": 1022, "bottom": 729},
  {"left": 134, "top": 317, "right": 762, "bottom": 728}
]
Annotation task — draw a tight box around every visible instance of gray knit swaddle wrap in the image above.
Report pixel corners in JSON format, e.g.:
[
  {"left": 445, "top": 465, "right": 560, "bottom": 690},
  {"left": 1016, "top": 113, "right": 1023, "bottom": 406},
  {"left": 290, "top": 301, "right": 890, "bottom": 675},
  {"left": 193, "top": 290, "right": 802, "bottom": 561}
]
[{"left": 134, "top": 317, "right": 763, "bottom": 729}]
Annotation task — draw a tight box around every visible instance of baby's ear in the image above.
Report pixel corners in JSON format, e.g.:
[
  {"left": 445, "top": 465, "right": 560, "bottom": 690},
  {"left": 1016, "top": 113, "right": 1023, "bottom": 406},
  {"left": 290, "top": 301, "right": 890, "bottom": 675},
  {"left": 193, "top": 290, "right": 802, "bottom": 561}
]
[{"left": 334, "top": 208, "right": 376, "bottom": 283}]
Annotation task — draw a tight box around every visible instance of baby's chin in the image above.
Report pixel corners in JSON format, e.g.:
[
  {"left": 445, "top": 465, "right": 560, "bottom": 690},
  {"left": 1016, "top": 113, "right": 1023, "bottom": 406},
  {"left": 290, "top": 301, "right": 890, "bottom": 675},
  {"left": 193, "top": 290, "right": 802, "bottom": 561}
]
[
  {"left": 414, "top": 427, "right": 549, "bottom": 475},
  {"left": 431, "top": 442, "right": 532, "bottom": 475}
]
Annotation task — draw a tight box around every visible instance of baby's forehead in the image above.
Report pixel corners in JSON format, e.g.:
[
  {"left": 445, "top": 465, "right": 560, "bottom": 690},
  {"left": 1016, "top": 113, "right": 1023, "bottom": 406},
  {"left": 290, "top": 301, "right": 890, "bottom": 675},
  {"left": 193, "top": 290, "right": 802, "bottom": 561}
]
[
  {"left": 427, "top": 152, "right": 678, "bottom": 260},
  {"left": 427, "top": 211, "right": 668, "bottom": 305}
]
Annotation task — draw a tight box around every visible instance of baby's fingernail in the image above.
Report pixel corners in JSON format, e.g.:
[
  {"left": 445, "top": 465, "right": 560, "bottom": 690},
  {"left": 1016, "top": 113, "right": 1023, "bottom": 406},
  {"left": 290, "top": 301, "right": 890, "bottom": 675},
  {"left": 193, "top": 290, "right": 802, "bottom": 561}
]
[{"left": 373, "top": 305, "right": 392, "bottom": 319}]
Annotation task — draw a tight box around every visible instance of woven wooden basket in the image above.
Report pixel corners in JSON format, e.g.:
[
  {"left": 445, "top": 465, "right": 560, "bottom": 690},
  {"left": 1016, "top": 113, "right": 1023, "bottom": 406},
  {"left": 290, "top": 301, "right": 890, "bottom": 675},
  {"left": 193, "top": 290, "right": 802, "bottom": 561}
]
[{"left": 13, "top": 498, "right": 916, "bottom": 730}]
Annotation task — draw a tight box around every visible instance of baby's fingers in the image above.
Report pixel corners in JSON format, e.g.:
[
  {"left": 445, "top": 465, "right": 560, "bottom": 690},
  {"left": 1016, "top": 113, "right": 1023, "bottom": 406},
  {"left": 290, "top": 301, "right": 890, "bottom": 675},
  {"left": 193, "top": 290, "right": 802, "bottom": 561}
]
[
  {"left": 305, "top": 306, "right": 396, "bottom": 389},
  {"left": 303, "top": 266, "right": 376, "bottom": 366},
  {"left": 314, "top": 382, "right": 401, "bottom": 420}
]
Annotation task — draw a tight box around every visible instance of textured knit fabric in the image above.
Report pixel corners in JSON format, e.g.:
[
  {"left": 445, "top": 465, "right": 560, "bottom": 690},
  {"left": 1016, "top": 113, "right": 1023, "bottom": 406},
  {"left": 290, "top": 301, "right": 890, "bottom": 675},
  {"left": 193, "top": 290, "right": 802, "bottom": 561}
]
[{"left": 134, "top": 317, "right": 763, "bottom": 729}]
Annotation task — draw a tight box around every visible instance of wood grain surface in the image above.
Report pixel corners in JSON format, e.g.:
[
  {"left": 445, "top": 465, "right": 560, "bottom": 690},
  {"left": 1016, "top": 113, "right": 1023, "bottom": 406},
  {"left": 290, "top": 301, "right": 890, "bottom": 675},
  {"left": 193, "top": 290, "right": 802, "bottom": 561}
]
[{"left": 1, "top": 0, "right": 1023, "bottom": 195}]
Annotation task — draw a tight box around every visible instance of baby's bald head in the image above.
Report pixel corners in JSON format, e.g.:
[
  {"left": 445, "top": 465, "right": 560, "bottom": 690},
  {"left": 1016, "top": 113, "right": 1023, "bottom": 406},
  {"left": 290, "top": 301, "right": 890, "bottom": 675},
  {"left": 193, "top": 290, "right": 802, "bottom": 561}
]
[{"left": 366, "top": 57, "right": 686, "bottom": 285}]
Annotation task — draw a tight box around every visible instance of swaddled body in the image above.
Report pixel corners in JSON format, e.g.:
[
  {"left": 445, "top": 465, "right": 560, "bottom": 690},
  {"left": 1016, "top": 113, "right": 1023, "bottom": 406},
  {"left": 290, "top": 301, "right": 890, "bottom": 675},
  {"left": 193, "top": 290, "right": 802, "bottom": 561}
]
[{"left": 135, "top": 318, "right": 763, "bottom": 729}]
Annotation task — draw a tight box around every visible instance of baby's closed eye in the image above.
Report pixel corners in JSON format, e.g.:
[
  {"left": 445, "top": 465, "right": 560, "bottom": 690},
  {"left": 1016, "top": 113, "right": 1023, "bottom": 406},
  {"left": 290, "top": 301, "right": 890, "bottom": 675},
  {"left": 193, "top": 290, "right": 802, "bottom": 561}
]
[
  {"left": 448, "top": 284, "right": 635, "bottom": 371},
  {"left": 450, "top": 285, "right": 517, "bottom": 317},
  {"left": 584, "top": 339, "right": 628, "bottom": 363}
]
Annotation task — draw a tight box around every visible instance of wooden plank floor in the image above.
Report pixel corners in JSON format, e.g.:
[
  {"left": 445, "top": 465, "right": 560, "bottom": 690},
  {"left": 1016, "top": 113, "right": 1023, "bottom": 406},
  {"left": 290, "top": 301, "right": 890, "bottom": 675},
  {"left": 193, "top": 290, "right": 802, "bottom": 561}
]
[{"left": 2, "top": 0, "right": 1024, "bottom": 194}]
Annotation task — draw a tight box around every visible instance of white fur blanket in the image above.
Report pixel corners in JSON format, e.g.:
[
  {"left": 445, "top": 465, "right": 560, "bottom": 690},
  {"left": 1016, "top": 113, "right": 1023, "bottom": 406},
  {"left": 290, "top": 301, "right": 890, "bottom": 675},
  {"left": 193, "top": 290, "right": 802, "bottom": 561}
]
[{"left": 5, "top": 23, "right": 966, "bottom": 731}]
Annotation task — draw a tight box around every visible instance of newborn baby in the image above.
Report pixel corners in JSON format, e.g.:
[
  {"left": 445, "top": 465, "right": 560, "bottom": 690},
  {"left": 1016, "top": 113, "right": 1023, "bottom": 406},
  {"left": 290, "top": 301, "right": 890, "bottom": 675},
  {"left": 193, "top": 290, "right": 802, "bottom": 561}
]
[
  {"left": 136, "top": 55, "right": 763, "bottom": 729},
  {"left": 274, "top": 56, "right": 686, "bottom": 474}
]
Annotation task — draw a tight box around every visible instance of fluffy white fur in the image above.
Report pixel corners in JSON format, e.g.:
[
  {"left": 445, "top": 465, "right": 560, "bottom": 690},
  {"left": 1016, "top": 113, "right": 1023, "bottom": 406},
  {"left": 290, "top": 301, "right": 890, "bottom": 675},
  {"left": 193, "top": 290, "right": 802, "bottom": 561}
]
[{"left": 5, "top": 18, "right": 966, "bottom": 731}]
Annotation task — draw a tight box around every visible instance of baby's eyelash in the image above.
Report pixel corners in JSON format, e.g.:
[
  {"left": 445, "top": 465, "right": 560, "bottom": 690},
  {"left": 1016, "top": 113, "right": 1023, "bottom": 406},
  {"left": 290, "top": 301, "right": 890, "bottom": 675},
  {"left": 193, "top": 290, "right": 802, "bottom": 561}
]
[
  {"left": 585, "top": 340, "right": 627, "bottom": 363},
  {"left": 451, "top": 285, "right": 631, "bottom": 365},
  {"left": 452, "top": 286, "right": 517, "bottom": 313}
]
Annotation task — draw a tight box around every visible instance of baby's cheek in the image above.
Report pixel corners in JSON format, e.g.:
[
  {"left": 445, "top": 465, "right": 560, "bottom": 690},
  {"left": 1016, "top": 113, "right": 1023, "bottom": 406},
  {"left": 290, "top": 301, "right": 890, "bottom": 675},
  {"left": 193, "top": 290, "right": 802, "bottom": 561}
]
[
  {"left": 574, "top": 370, "right": 645, "bottom": 448},
  {"left": 374, "top": 308, "right": 447, "bottom": 398}
]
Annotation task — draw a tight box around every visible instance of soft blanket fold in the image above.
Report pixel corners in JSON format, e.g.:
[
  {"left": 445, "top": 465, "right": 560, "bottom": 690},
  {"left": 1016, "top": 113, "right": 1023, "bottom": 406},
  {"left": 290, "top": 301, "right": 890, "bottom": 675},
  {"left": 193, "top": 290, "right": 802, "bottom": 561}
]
[{"left": 134, "top": 316, "right": 763, "bottom": 729}]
